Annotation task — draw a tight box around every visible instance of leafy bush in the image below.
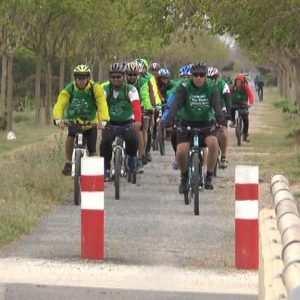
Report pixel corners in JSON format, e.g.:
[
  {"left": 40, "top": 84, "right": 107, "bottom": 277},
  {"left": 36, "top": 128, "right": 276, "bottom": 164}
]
[{"left": 274, "top": 99, "right": 298, "bottom": 114}]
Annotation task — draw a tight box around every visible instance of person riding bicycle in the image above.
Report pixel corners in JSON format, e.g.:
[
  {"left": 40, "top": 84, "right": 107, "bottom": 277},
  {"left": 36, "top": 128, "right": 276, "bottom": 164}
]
[
  {"left": 100, "top": 62, "right": 142, "bottom": 181},
  {"left": 137, "top": 58, "right": 162, "bottom": 163},
  {"left": 162, "top": 64, "right": 192, "bottom": 170},
  {"left": 157, "top": 68, "right": 174, "bottom": 104},
  {"left": 257, "top": 78, "right": 265, "bottom": 101},
  {"left": 53, "top": 64, "right": 110, "bottom": 176},
  {"left": 165, "top": 62, "right": 227, "bottom": 191},
  {"left": 125, "top": 61, "right": 152, "bottom": 174},
  {"left": 207, "top": 66, "right": 231, "bottom": 169},
  {"left": 230, "top": 73, "right": 255, "bottom": 142}
]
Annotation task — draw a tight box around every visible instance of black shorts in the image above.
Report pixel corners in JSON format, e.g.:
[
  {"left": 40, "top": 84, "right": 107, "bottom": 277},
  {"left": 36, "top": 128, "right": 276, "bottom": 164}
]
[
  {"left": 177, "top": 120, "right": 217, "bottom": 145},
  {"left": 68, "top": 126, "right": 97, "bottom": 154}
]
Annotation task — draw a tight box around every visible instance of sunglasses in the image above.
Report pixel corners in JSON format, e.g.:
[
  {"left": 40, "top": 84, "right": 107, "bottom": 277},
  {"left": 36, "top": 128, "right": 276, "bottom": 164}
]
[
  {"left": 127, "top": 73, "right": 138, "bottom": 77},
  {"left": 161, "top": 76, "right": 170, "bottom": 80},
  {"left": 110, "top": 75, "right": 123, "bottom": 80},
  {"left": 192, "top": 73, "right": 206, "bottom": 78},
  {"left": 75, "top": 75, "right": 89, "bottom": 80}
]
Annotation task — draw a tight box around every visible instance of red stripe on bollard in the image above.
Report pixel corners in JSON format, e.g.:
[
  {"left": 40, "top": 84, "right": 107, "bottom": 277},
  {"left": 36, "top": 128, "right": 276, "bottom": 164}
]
[
  {"left": 81, "top": 209, "right": 104, "bottom": 260},
  {"left": 81, "top": 175, "right": 104, "bottom": 192},
  {"left": 235, "top": 219, "right": 259, "bottom": 269},
  {"left": 235, "top": 183, "right": 259, "bottom": 200}
]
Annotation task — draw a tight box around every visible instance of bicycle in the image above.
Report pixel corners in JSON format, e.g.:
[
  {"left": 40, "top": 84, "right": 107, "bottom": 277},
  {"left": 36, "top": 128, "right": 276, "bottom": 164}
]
[
  {"left": 152, "top": 106, "right": 166, "bottom": 155},
  {"left": 64, "top": 121, "right": 97, "bottom": 206},
  {"left": 178, "top": 125, "right": 216, "bottom": 216},
  {"left": 109, "top": 124, "right": 137, "bottom": 200},
  {"left": 232, "top": 105, "right": 248, "bottom": 146}
]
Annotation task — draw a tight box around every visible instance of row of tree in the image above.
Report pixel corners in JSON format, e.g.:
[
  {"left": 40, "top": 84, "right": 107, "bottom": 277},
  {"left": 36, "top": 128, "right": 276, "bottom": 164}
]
[{"left": 2, "top": 1, "right": 298, "bottom": 130}]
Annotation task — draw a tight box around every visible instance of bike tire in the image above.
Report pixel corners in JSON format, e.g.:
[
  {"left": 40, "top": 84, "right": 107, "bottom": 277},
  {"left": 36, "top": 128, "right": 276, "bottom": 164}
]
[
  {"left": 157, "top": 121, "right": 165, "bottom": 156},
  {"left": 192, "top": 154, "right": 200, "bottom": 216},
  {"left": 236, "top": 117, "right": 242, "bottom": 146},
  {"left": 74, "top": 149, "right": 82, "bottom": 206},
  {"left": 114, "top": 148, "right": 122, "bottom": 200}
]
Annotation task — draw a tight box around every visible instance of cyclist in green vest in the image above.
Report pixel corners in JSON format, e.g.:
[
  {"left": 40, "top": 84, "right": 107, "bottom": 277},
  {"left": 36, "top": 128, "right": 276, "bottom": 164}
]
[
  {"left": 53, "top": 64, "right": 110, "bottom": 176},
  {"left": 100, "top": 63, "right": 142, "bottom": 181},
  {"left": 165, "top": 62, "right": 226, "bottom": 191},
  {"left": 207, "top": 67, "right": 231, "bottom": 169},
  {"left": 230, "top": 73, "right": 255, "bottom": 142}
]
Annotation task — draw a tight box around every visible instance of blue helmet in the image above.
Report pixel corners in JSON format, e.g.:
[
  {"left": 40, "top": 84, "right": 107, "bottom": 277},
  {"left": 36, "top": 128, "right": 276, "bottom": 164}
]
[{"left": 179, "top": 64, "right": 192, "bottom": 76}]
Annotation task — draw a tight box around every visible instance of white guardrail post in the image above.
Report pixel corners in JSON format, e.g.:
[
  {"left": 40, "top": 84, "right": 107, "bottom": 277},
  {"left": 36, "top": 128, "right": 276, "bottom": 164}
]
[{"left": 270, "top": 175, "right": 300, "bottom": 299}]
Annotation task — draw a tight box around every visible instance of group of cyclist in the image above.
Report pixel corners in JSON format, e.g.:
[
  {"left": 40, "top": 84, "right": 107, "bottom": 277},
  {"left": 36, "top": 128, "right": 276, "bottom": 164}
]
[{"left": 53, "top": 59, "right": 255, "bottom": 193}]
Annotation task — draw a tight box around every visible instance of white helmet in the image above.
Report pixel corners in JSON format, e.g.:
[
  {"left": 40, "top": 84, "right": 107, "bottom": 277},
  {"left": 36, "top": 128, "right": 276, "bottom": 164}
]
[{"left": 207, "top": 66, "right": 219, "bottom": 78}]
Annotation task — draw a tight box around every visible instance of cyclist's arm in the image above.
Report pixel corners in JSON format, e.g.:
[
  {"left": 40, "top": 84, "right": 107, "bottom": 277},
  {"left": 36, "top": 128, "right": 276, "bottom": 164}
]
[
  {"left": 53, "top": 89, "right": 71, "bottom": 120},
  {"left": 162, "top": 93, "right": 175, "bottom": 120},
  {"left": 211, "top": 88, "right": 226, "bottom": 126},
  {"left": 94, "top": 83, "right": 110, "bottom": 121},
  {"left": 222, "top": 83, "right": 232, "bottom": 114},
  {"left": 166, "top": 84, "right": 186, "bottom": 123},
  {"left": 128, "top": 86, "right": 142, "bottom": 122},
  {"left": 140, "top": 81, "right": 153, "bottom": 110},
  {"left": 245, "top": 84, "right": 255, "bottom": 106}
]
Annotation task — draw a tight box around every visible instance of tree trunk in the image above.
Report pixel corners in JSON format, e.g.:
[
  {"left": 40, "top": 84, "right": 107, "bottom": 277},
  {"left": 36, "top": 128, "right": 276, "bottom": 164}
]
[
  {"left": 0, "top": 55, "right": 7, "bottom": 117},
  {"left": 45, "top": 60, "right": 52, "bottom": 125},
  {"left": 35, "top": 50, "right": 42, "bottom": 126},
  {"left": 59, "top": 56, "right": 65, "bottom": 91},
  {"left": 6, "top": 52, "right": 13, "bottom": 131}
]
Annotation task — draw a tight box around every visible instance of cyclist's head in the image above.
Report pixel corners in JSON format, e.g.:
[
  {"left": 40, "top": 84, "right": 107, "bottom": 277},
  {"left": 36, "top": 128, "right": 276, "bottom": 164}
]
[
  {"left": 179, "top": 64, "right": 192, "bottom": 79},
  {"left": 149, "top": 62, "right": 161, "bottom": 78},
  {"left": 125, "top": 61, "right": 139, "bottom": 84},
  {"left": 159, "top": 68, "right": 171, "bottom": 82},
  {"left": 235, "top": 73, "right": 246, "bottom": 88},
  {"left": 109, "top": 62, "right": 125, "bottom": 88},
  {"left": 191, "top": 62, "right": 207, "bottom": 87},
  {"left": 73, "top": 64, "right": 91, "bottom": 89},
  {"left": 136, "top": 58, "right": 149, "bottom": 75},
  {"left": 207, "top": 67, "right": 219, "bottom": 81}
]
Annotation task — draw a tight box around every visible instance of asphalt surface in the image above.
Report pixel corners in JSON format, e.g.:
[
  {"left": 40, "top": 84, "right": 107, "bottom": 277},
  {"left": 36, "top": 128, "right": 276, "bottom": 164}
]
[{"left": 0, "top": 131, "right": 258, "bottom": 299}]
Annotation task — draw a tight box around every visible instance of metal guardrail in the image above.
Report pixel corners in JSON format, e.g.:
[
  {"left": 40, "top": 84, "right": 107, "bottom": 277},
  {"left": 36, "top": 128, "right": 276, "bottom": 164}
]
[{"left": 270, "top": 174, "right": 300, "bottom": 299}]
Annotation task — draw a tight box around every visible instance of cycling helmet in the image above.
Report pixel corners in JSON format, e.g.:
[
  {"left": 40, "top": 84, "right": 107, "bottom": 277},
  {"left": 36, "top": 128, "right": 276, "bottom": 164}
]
[
  {"left": 149, "top": 62, "right": 161, "bottom": 71},
  {"left": 179, "top": 64, "right": 192, "bottom": 76},
  {"left": 109, "top": 62, "right": 125, "bottom": 74},
  {"left": 207, "top": 66, "right": 219, "bottom": 77},
  {"left": 191, "top": 62, "right": 207, "bottom": 74},
  {"left": 159, "top": 68, "right": 171, "bottom": 77},
  {"left": 126, "top": 61, "right": 139, "bottom": 74},
  {"left": 136, "top": 58, "right": 149, "bottom": 69},
  {"left": 73, "top": 64, "right": 91, "bottom": 76}
]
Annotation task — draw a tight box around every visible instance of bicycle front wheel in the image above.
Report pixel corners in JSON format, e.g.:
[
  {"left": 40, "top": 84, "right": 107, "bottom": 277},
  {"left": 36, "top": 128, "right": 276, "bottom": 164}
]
[
  {"left": 192, "top": 154, "right": 200, "bottom": 215},
  {"left": 157, "top": 121, "right": 165, "bottom": 156},
  {"left": 74, "top": 149, "right": 82, "bottom": 206},
  {"left": 114, "top": 148, "right": 122, "bottom": 200},
  {"left": 236, "top": 116, "right": 242, "bottom": 146}
]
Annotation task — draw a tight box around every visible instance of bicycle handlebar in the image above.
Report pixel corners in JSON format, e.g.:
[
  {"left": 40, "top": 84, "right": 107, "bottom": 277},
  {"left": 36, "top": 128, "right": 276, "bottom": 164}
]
[{"left": 177, "top": 125, "right": 216, "bottom": 134}]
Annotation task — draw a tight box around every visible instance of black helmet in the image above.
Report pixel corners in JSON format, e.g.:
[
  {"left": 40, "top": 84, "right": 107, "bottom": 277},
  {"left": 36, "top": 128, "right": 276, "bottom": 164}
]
[
  {"left": 109, "top": 63, "right": 125, "bottom": 74},
  {"left": 191, "top": 62, "right": 207, "bottom": 74}
]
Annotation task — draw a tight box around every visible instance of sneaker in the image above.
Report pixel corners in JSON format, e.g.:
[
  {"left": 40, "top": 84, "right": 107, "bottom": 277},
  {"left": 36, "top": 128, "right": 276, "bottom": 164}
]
[
  {"left": 104, "top": 169, "right": 111, "bottom": 182},
  {"left": 142, "top": 155, "right": 148, "bottom": 165},
  {"left": 179, "top": 174, "right": 189, "bottom": 194},
  {"left": 229, "top": 122, "right": 236, "bottom": 128},
  {"left": 62, "top": 162, "right": 72, "bottom": 176},
  {"left": 137, "top": 159, "right": 144, "bottom": 174},
  {"left": 219, "top": 158, "right": 228, "bottom": 169},
  {"left": 243, "top": 134, "right": 250, "bottom": 142},
  {"left": 204, "top": 175, "right": 214, "bottom": 190},
  {"left": 171, "top": 161, "right": 179, "bottom": 170},
  {"left": 146, "top": 152, "right": 152, "bottom": 162}
]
